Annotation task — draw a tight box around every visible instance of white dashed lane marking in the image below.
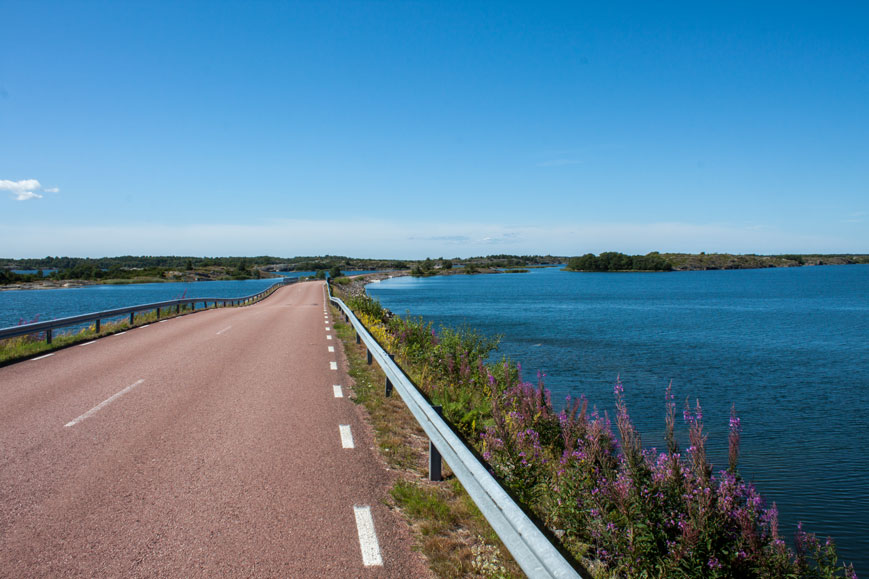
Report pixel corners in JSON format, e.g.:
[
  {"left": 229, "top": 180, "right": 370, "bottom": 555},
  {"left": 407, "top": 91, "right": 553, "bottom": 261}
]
[
  {"left": 326, "top": 335, "right": 332, "bottom": 340},
  {"left": 333, "top": 385, "right": 343, "bottom": 398},
  {"left": 339, "top": 424, "right": 354, "bottom": 448},
  {"left": 78, "top": 341, "right": 97, "bottom": 347},
  {"left": 353, "top": 506, "right": 383, "bottom": 566},
  {"left": 328, "top": 346, "right": 334, "bottom": 352},
  {"left": 64, "top": 379, "right": 145, "bottom": 428},
  {"left": 32, "top": 353, "right": 55, "bottom": 361},
  {"left": 330, "top": 361, "right": 338, "bottom": 370},
  {"left": 216, "top": 326, "right": 232, "bottom": 335}
]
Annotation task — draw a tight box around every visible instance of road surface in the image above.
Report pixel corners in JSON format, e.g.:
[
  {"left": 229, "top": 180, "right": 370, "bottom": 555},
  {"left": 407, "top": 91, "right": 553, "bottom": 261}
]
[{"left": 0, "top": 281, "right": 431, "bottom": 577}]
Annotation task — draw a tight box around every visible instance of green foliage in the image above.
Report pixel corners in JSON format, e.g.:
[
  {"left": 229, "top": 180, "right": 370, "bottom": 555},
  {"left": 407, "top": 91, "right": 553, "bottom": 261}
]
[
  {"left": 567, "top": 252, "right": 672, "bottom": 272},
  {"left": 344, "top": 294, "right": 857, "bottom": 579},
  {"left": 329, "top": 265, "right": 343, "bottom": 278},
  {"left": 347, "top": 294, "right": 388, "bottom": 322},
  {"left": 390, "top": 480, "right": 455, "bottom": 531}
]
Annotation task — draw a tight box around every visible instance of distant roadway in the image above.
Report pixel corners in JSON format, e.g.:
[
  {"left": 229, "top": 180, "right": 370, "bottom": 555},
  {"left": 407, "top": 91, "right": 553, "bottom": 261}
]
[{"left": 0, "top": 281, "right": 430, "bottom": 577}]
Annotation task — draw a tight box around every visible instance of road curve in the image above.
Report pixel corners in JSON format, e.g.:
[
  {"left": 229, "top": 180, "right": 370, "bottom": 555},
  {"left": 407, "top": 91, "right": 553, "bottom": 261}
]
[{"left": 0, "top": 281, "right": 431, "bottom": 578}]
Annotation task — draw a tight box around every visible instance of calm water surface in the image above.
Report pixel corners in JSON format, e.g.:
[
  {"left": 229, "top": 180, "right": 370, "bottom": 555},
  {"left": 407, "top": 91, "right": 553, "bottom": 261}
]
[
  {"left": 368, "top": 266, "right": 869, "bottom": 571},
  {"left": 0, "top": 276, "right": 300, "bottom": 328}
]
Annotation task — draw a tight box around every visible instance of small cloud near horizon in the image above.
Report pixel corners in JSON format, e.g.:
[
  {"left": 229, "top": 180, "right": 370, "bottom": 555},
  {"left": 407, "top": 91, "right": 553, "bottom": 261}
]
[{"left": 0, "top": 179, "right": 59, "bottom": 201}]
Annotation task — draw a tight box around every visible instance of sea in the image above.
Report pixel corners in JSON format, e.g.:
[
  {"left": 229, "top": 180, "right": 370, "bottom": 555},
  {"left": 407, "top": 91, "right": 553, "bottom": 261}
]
[
  {"left": 0, "top": 270, "right": 381, "bottom": 328},
  {"left": 366, "top": 265, "right": 869, "bottom": 571}
]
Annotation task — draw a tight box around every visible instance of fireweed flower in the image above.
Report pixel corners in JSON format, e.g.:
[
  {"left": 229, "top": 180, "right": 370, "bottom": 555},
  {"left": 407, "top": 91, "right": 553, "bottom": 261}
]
[{"left": 341, "top": 300, "right": 856, "bottom": 578}]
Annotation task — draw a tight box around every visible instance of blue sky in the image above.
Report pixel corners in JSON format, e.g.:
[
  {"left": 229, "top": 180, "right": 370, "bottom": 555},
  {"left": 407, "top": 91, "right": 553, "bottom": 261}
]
[{"left": 1, "top": 1, "right": 866, "bottom": 258}]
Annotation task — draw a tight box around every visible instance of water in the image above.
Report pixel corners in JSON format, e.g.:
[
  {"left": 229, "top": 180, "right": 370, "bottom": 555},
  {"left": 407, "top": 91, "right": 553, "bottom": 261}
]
[
  {"left": 0, "top": 277, "right": 294, "bottom": 328},
  {"left": 367, "top": 266, "right": 869, "bottom": 571},
  {"left": 11, "top": 269, "right": 57, "bottom": 276},
  {"left": 0, "top": 270, "right": 384, "bottom": 329}
]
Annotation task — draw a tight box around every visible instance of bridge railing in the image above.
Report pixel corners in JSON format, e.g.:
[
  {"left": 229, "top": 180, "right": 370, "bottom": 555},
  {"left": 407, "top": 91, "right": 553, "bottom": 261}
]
[
  {"left": 0, "top": 278, "right": 298, "bottom": 345},
  {"left": 327, "top": 285, "right": 581, "bottom": 579}
]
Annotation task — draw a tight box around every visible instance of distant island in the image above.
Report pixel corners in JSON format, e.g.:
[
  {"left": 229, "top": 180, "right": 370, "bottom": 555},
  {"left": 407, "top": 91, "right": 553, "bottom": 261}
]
[
  {"left": 565, "top": 252, "right": 869, "bottom": 272},
  {"left": 0, "top": 254, "right": 562, "bottom": 289},
  {"left": 2, "top": 252, "right": 867, "bottom": 289}
]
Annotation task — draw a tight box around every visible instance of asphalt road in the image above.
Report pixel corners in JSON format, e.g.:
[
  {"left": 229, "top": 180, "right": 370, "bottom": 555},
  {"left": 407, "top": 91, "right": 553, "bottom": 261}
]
[{"left": 0, "top": 281, "right": 431, "bottom": 577}]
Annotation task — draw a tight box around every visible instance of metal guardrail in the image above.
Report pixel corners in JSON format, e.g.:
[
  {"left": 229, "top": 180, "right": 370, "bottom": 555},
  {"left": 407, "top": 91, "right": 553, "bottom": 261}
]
[
  {"left": 0, "top": 278, "right": 299, "bottom": 344},
  {"left": 328, "top": 289, "right": 581, "bottom": 579}
]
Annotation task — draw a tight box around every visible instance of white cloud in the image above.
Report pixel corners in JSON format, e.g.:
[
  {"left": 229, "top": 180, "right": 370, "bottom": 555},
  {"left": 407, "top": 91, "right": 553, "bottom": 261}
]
[
  {"left": 14, "top": 191, "right": 43, "bottom": 201},
  {"left": 0, "top": 178, "right": 49, "bottom": 201},
  {"left": 44, "top": 187, "right": 60, "bottom": 193}
]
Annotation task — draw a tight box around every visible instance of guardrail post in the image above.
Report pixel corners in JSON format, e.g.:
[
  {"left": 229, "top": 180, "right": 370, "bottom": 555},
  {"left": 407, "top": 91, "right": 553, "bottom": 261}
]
[
  {"left": 366, "top": 348, "right": 372, "bottom": 365},
  {"left": 130, "top": 311, "right": 135, "bottom": 325},
  {"left": 156, "top": 307, "right": 160, "bottom": 320},
  {"left": 385, "top": 376, "right": 393, "bottom": 397},
  {"left": 95, "top": 319, "right": 101, "bottom": 333},
  {"left": 355, "top": 331, "right": 361, "bottom": 344},
  {"left": 46, "top": 328, "right": 52, "bottom": 345},
  {"left": 177, "top": 304, "right": 181, "bottom": 314},
  {"left": 429, "top": 405, "right": 444, "bottom": 482}
]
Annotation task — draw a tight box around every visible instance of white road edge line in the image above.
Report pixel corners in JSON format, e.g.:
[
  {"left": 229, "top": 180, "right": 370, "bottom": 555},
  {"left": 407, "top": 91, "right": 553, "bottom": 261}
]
[
  {"left": 328, "top": 346, "right": 334, "bottom": 352},
  {"left": 158, "top": 320, "right": 168, "bottom": 323},
  {"left": 79, "top": 341, "right": 97, "bottom": 347},
  {"left": 330, "top": 361, "right": 338, "bottom": 370},
  {"left": 115, "top": 331, "right": 127, "bottom": 336},
  {"left": 353, "top": 505, "right": 383, "bottom": 566},
  {"left": 139, "top": 324, "right": 150, "bottom": 329},
  {"left": 333, "top": 385, "right": 343, "bottom": 398},
  {"left": 339, "top": 424, "right": 355, "bottom": 448},
  {"left": 32, "top": 353, "right": 55, "bottom": 361},
  {"left": 216, "top": 325, "right": 232, "bottom": 335},
  {"left": 64, "top": 379, "right": 145, "bottom": 428}
]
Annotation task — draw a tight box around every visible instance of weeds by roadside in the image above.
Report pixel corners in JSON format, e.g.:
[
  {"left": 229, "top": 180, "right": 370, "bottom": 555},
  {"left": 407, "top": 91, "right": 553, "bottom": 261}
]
[
  {"left": 332, "top": 307, "right": 524, "bottom": 578},
  {"left": 335, "top": 289, "right": 858, "bottom": 579}
]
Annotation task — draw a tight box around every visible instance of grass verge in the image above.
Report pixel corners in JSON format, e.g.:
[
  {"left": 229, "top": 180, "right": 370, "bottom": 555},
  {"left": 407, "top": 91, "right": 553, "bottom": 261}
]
[{"left": 332, "top": 306, "right": 524, "bottom": 578}]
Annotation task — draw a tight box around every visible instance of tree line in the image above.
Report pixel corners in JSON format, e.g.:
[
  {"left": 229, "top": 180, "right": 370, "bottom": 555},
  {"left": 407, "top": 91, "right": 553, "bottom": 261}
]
[{"left": 566, "top": 252, "right": 673, "bottom": 272}]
